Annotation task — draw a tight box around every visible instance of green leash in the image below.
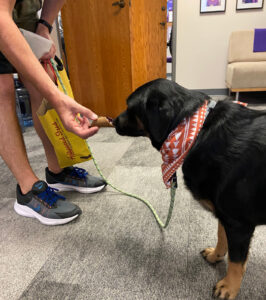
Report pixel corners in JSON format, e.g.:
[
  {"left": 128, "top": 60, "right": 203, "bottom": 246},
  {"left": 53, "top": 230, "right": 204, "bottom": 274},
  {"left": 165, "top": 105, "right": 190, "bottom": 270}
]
[
  {"left": 88, "top": 144, "right": 177, "bottom": 229},
  {"left": 50, "top": 58, "right": 177, "bottom": 229}
]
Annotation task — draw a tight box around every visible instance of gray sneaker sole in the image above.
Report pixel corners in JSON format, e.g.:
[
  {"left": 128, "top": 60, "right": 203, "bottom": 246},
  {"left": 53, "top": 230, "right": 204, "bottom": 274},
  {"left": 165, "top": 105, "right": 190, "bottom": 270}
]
[
  {"left": 47, "top": 183, "right": 106, "bottom": 194},
  {"left": 14, "top": 201, "right": 79, "bottom": 226}
]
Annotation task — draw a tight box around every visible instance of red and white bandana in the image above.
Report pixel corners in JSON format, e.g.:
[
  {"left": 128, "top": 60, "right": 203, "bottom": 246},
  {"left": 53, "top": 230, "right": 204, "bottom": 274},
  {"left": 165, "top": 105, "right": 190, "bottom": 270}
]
[
  {"left": 160, "top": 101, "right": 209, "bottom": 188},
  {"left": 233, "top": 100, "right": 248, "bottom": 107},
  {"left": 160, "top": 100, "right": 248, "bottom": 188}
]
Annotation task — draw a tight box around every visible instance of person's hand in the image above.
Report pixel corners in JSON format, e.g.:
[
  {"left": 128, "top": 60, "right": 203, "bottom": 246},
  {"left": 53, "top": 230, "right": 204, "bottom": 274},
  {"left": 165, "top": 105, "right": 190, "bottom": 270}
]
[
  {"left": 35, "top": 23, "right": 56, "bottom": 61},
  {"left": 54, "top": 93, "right": 99, "bottom": 139}
]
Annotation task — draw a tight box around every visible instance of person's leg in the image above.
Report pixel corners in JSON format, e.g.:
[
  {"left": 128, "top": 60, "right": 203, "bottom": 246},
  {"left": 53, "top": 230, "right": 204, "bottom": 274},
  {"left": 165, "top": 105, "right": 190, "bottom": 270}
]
[
  {"left": 20, "top": 59, "right": 106, "bottom": 194},
  {"left": 0, "top": 73, "right": 82, "bottom": 225},
  {"left": 19, "top": 70, "right": 63, "bottom": 174},
  {"left": 21, "top": 66, "right": 106, "bottom": 194},
  {"left": 0, "top": 74, "right": 38, "bottom": 194}
]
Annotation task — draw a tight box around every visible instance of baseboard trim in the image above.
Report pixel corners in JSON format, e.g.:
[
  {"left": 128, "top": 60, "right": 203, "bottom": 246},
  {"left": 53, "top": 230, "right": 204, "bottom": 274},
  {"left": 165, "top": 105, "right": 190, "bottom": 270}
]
[{"left": 192, "top": 88, "right": 229, "bottom": 95}]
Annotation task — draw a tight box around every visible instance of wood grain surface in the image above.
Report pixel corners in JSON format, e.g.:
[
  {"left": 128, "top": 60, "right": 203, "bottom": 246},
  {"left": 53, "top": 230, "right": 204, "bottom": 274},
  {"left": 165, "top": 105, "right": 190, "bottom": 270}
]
[{"left": 62, "top": 0, "right": 167, "bottom": 118}]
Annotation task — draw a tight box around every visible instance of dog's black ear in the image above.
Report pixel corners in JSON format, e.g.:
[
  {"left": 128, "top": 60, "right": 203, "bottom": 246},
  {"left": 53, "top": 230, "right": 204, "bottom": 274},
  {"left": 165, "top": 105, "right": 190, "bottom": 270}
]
[{"left": 145, "top": 90, "right": 175, "bottom": 149}]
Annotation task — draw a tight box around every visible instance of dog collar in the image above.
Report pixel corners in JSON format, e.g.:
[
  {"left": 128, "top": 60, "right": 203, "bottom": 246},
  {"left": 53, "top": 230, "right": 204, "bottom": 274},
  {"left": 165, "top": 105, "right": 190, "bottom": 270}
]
[{"left": 160, "top": 100, "right": 216, "bottom": 188}]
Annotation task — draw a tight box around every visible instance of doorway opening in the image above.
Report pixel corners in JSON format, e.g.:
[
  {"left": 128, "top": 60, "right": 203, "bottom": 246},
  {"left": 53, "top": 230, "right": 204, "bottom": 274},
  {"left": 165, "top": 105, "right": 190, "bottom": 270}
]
[{"left": 166, "top": 0, "right": 176, "bottom": 81}]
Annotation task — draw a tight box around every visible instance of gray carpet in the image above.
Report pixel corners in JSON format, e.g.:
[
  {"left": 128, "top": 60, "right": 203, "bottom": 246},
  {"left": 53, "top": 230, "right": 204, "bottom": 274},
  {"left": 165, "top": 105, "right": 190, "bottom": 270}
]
[{"left": 0, "top": 97, "right": 266, "bottom": 300}]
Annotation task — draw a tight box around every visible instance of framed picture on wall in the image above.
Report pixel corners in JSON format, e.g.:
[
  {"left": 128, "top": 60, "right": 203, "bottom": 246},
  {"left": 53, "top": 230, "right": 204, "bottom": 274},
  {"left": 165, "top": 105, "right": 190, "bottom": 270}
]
[
  {"left": 200, "top": 0, "right": 226, "bottom": 13},
  {"left": 236, "top": 0, "right": 264, "bottom": 10}
]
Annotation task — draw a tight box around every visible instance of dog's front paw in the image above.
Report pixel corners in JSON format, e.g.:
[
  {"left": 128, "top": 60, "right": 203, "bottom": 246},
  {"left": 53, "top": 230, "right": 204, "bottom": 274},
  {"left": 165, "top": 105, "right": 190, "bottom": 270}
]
[
  {"left": 201, "top": 247, "right": 225, "bottom": 264},
  {"left": 213, "top": 277, "right": 240, "bottom": 299}
]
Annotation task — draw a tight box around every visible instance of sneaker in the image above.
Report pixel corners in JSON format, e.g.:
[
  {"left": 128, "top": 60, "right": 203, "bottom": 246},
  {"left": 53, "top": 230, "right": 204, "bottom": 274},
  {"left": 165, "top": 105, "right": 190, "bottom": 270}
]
[
  {"left": 14, "top": 180, "right": 82, "bottom": 226},
  {"left": 45, "top": 166, "right": 107, "bottom": 194}
]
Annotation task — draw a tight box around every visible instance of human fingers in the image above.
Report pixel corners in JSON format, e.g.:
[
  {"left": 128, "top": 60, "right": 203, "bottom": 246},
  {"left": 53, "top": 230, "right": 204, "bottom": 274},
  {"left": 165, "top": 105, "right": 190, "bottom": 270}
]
[
  {"left": 76, "top": 114, "right": 95, "bottom": 126},
  {"left": 77, "top": 104, "right": 98, "bottom": 121},
  {"left": 40, "top": 43, "right": 56, "bottom": 61},
  {"left": 73, "top": 124, "right": 99, "bottom": 139},
  {"left": 61, "top": 115, "right": 99, "bottom": 139}
]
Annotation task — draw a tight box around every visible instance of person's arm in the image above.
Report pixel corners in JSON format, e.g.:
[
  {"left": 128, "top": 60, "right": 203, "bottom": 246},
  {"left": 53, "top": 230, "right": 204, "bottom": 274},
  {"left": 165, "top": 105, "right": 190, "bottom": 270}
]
[
  {"left": 35, "top": 0, "right": 65, "bottom": 60},
  {"left": 0, "top": 0, "right": 98, "bottom": 138},
  {"left": 40, "top": 0, "right": 65, "bottom": 25}
]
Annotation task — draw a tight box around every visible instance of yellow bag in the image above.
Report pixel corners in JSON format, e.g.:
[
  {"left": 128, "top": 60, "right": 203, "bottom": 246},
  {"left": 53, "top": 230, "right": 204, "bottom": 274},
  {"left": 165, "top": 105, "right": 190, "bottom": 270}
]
[{"left": 37, "top": 58, "right": 92, "bottom": 168}]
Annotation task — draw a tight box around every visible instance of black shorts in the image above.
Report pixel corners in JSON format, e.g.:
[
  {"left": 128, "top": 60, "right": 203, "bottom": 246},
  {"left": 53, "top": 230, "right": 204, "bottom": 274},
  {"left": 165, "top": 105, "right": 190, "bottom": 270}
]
[{"left": 0, "top": 0, "right": 42, "bottom": 74}]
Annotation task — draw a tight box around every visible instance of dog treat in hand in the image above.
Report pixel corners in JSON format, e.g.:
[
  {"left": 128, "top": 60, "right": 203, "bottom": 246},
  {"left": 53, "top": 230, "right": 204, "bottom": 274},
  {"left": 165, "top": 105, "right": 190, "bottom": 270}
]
[{"left": 90, "top": 116, "right": 113, "bottom": 127}]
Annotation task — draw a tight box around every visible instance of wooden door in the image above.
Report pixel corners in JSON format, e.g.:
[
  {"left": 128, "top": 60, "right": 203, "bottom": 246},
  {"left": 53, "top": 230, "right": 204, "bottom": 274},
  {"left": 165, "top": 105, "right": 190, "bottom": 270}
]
[
  {"left": 61, "top": 0, "right": 167, "bottom": 118},
  {"left": 130, "top": 0, "right": 167, "bottom": 90},
  {"left": 62, "top": 0, "right": 132, "bottom": 117}
]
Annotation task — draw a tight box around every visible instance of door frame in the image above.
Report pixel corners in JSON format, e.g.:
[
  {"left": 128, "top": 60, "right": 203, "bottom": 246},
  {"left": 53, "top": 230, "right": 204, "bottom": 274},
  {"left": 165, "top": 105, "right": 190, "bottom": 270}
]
[{"left": 171, "top": 0, "right": 177, "bottom": 82}]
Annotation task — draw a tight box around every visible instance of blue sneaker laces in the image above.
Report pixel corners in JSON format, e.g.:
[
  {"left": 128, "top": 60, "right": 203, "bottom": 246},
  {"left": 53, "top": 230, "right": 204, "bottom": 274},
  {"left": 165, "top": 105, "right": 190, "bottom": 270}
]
[
  {"left": 70, "top": 167, "right": 88, "bottom": 179},
  {"left": 38, "top": 186, "right": 65, "bottom": 207}
]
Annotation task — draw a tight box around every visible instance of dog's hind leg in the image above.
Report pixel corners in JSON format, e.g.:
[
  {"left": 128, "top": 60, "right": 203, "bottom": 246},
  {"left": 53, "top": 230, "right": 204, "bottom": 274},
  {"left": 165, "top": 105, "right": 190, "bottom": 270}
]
[
  {"left": 213, "top": 224, "right": 255, "bottom": 300},
  {"left": 201, "top": 221, "right": 228, "bottom": 264}
]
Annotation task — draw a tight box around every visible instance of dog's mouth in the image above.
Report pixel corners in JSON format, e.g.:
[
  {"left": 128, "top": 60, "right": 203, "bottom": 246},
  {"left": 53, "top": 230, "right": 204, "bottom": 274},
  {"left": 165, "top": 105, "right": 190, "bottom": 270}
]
[
  {"left": 113, "top": 118, "right": 145, "bottom": 137},
  {"left": 115, "top": 126, "right": 146, "bottom": 137},
  {"left": 106, "top": 116, "right": 113, "bottom": 124}
]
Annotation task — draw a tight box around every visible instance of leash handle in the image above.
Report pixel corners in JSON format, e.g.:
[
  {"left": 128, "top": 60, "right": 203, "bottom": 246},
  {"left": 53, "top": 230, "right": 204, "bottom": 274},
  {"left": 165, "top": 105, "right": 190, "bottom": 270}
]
[
  {"left": 43, "top": 59, "right": 58, "bottom": 84},
  {"left": 50, "top": 58, "right": 68, "bottom": 95}
]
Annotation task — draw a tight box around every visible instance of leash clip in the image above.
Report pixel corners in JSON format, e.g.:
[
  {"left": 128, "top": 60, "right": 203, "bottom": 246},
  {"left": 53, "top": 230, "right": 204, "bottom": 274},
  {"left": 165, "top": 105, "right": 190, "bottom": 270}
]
[{"left": 172, "top": 172, "right": 178, "bottom": 189}]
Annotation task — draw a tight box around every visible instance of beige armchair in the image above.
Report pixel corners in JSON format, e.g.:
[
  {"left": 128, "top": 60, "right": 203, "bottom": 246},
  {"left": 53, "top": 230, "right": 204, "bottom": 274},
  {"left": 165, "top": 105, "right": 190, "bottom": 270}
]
[{"left": 226, "top": 30, "right": 266, "bottom": 100}]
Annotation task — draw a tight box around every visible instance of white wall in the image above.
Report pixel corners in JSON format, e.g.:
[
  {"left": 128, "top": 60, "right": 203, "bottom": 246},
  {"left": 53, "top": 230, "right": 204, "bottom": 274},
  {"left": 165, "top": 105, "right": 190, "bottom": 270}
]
[{"left": 175, "top": 0, "right": 266, "bottom": 90}]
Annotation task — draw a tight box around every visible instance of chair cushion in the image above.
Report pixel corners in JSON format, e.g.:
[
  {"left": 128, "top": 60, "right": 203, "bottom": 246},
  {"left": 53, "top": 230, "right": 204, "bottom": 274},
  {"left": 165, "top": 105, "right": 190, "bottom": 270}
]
[{"left": 226, "top": 61, "right": 266, "bottom": 89}]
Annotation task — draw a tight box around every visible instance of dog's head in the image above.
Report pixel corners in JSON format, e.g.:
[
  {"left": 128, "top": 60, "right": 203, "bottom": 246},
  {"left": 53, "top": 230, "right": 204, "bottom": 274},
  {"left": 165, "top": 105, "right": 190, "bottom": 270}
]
[{"left": 113, "top": 78, "right": 209, "bottom": 150}]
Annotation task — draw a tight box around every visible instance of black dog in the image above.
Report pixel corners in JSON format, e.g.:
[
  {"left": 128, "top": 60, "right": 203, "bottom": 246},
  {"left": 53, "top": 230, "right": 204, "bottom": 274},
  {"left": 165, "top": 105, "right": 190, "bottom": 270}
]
[{"left": 113, "top": 78, "right": 266, "bottom": 299}]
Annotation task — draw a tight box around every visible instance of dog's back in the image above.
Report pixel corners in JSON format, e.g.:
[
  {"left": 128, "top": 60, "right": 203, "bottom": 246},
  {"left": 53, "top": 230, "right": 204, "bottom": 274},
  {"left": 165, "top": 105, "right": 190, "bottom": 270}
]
[{"left": 182, "top": 100, "right": 266, "bottom": 225}]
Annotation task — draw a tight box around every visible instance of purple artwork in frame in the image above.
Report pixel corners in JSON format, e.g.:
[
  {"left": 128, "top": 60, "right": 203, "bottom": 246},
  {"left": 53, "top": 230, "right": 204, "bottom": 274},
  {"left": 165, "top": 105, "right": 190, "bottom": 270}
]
[
  {"left": 207, "top": 0, "right": 221, "bottom": 6},
  {"left": 200, "top": 0, "right": 226, "bottom": 13},
  {"left": 236, "top": 0, "right": 264, "bottom": 9},
  {"left": 242, "top": 0, "right": 258, "bottom": 3}
]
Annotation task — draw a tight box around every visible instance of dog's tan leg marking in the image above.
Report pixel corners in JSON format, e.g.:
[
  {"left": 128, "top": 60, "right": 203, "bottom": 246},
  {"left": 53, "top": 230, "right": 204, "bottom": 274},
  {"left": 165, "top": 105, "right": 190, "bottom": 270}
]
[
  {"left": 213, "top": 260, "right": 247, "bottom": 299},
  {"left": 199, "top": 199, "right": 215, "bottom": 212},
  {"left": 201, "top": 221, "right": 228, "bottom": 264}
]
